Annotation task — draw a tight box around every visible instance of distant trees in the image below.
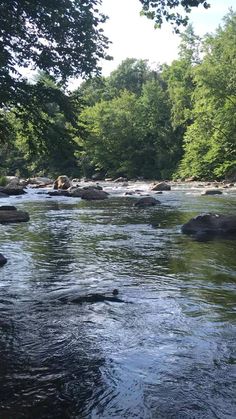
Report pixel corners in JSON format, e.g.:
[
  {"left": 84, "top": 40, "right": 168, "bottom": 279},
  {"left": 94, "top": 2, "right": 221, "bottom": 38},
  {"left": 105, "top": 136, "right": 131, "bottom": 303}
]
[{"left": 177, "top": 11, "right": 236, "bottom": 179}]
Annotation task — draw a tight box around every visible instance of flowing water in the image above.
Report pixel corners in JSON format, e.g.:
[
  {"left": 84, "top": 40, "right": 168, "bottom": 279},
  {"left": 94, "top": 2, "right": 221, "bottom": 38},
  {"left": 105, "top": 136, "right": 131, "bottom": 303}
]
[{"left": 0, "top": 183, "right": 235, "bottom": 418}]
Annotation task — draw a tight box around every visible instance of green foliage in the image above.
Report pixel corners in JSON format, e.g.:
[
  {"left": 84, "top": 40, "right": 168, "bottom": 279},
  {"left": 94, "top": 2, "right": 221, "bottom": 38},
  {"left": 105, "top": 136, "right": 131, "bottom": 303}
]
[
  {"left": 0, "top": 0, "right": 110, "bottom": 106},
  {"left": 0, "top": 176, "right": 7, "bottom": 186},
  {"left": 177, "top": 11, "right": 236, "bottom": 179},
  {"left": 139, "top": 0, "right": 210, "bottom": 31}
]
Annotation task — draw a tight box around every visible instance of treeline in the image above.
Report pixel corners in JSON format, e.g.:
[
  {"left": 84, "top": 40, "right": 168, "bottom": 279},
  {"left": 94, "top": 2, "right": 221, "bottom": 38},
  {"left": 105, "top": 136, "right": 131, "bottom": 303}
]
[{"left": 0, "top": 11, "right": 235, "bottom": 180}]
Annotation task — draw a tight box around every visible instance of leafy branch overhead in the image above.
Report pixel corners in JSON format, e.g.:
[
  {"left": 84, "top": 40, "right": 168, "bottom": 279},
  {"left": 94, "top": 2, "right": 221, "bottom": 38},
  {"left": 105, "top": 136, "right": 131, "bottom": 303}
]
[{"left": 139, "top": 0, "right": 210, "bottom": 29}]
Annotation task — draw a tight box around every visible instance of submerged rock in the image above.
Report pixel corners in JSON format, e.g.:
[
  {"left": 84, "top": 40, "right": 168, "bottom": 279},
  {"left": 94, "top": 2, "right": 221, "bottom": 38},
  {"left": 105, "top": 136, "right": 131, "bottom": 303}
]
[
  {"left": 60, "top": 289, "right": 124, "bottom": 304},
  {"left": 135, "top": 196, "right": 160, "bottom": 207},
  {"left": 0, "top": 253, "right": 7, "bottom": 266},
  {"left": 182, "top": 213, "right": 236, "bottom": 239}
]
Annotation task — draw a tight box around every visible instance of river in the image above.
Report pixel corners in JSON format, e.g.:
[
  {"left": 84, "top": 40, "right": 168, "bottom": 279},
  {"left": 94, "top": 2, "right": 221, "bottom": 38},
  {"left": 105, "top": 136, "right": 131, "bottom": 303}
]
[{"left": 0, "top": 182, "right": 235, "bottom": 418}]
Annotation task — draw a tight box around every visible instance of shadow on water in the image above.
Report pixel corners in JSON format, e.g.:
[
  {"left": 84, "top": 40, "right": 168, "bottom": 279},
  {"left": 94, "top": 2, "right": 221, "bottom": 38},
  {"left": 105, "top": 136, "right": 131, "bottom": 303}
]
[{"left": 0, "top": 191, "right": 236, "bottom": 418}]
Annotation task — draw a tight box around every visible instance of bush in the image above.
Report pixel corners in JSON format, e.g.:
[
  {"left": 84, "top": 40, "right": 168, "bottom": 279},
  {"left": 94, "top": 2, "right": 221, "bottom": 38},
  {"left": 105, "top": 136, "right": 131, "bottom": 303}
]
[{"left": 0, "top": 176, "right": 7, "bottom": 186}]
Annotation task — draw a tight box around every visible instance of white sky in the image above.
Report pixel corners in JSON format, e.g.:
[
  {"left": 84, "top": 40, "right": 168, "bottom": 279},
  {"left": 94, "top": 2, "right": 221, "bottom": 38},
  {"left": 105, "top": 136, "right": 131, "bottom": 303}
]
[{"left": 99, "top": 0, "right": 235, "bottom": 76}]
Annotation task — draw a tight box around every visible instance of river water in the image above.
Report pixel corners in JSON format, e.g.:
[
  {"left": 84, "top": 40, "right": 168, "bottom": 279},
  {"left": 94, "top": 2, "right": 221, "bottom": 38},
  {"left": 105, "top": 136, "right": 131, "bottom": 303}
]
[{"left": 0, "top": 182, "right": 235, "bottom": 418}]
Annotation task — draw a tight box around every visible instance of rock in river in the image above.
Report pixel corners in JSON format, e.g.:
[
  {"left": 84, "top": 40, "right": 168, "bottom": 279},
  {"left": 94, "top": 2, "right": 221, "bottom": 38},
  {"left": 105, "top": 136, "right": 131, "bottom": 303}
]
[
  {"left": 0, "top": 207, "right": 30, "bottom": 223},
  {"left": 0, "top": 253, "right": 7, "bottom": 267},
  {"left": 182, "top": 213, "right": 236, "bottom": 239}
]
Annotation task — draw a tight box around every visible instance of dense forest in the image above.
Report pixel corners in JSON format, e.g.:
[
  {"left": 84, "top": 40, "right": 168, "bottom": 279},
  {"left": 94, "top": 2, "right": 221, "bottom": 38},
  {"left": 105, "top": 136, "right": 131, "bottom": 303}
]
[{"left": 0, "top": 4, "right": 235, "bottom": 180}]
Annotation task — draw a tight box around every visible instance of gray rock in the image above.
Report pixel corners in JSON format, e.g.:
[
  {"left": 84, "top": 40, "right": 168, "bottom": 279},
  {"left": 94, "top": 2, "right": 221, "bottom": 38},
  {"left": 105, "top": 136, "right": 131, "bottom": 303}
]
[
  {"left": 0, "top": 209, "right": 30, "bottom": 223},
  {"left": 182, "top": 213, "right": 236, "bottom": 239},
  {"left": 151, "top": 182, "right": 171, "bottom": 191},
  {"left": 0, "top": 187, "right": 26, "bottom": 196},
  {"left": 0, "top": 205, "right": 17, "bottom": 211},
  {"left": 81, "top": 188, "right": 109, "bottom": 200},
  {"left": 201, "top": 189, "right": 223, "bottom": 195}
]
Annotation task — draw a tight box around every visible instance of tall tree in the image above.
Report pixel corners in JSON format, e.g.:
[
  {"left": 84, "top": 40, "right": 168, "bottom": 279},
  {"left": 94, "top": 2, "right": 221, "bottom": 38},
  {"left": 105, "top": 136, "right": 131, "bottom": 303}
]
[{"left": 177, "top": 11, "right": 236, "bottom": 179}]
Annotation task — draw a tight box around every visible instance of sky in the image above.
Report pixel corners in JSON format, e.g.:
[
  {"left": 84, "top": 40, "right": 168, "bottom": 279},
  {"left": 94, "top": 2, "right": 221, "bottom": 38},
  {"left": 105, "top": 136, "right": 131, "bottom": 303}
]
[{"left": 98, "top": 0, "right": 234, "bottom": 77}]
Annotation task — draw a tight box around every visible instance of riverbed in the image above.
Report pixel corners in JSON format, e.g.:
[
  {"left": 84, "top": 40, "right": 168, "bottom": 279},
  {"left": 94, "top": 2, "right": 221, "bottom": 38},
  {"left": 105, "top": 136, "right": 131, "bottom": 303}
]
[{"left": 0, "top": 182, "right": 236, "bottom": 418}]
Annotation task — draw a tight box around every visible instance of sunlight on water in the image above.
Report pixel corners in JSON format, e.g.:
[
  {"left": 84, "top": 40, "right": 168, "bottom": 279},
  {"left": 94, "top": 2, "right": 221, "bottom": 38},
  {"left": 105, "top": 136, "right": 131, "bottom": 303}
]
[{"left": 0, "top": 183, "right": 236, "bottom": 418}]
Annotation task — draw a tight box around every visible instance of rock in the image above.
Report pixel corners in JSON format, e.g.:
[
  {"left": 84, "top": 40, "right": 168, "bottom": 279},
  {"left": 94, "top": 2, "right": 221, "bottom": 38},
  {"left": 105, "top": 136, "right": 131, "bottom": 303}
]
[
  {"left": 48, "top": 190, "right": 69, "bottom": 197},
  {"left": 5, "top": 177, "right": 20, "bottom": 188},
  {"left": 201, "top": 189, "right": 223, "bottom": 195},
  {"left": 83, "top": 184, "right": 103, "bottom": 191},
  {"left": 0, "top": 205, "right": 17, "bottom": 211},
  {"left": 29, "top": 177, "right": 53, "bottom": 186},
  {"left": 0, "top": 187, "right": 26, "bottom": 196},
  {"left": 68, "top": 187, "right": 85, "bottom": 198},
  {"left": 0, "top": 253, "right": 7, "bottom": 267},
  {"left": 182, "top": 213, "right": 236, "bottom": 239},
  {"left": 53, "top": 175, "right": 71, "bottom": 190},
  {"left": 0, "top": 209, "right": 30, "bottom": 223},
  {"left": 134, "top": 197, "right": 160, "bottom": 207},
  {"left": 81, "top": 188, "right": 109, "bottom": 200},
  {"left": 151, "top": 182, "right": 171, "bottom": 191}
]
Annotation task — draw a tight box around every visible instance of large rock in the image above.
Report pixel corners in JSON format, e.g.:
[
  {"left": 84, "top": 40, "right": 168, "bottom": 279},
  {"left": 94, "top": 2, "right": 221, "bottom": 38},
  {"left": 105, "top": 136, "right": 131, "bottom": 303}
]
[
  {"left": 0, "top": 253, "right": 7, "bottom": 267},
  {"left": 81, "top": 188, "right": 109, "bottom": 200},
  {"left": 151, "top": 182, "right": 171, "bottom": 191},
  {"left": 0, "top": 208, "right": 30, "bottom": 223},
  {"left": 182, "top": 213, "right": 236, "bottom": 239},
  {"left": 48, "top": 190, "right": 69, "bottom": 197},
  {"left": 53, "top": 175, "right": 71, "bottom": 190},
  {"left": 134, "top": 197, "right": 160, "bottom": 207},
  {"left": 68, "top": 187, "right": 85, "bottom": 197},
  {"left": 0, "top": 186, "right": 26, "bottom": 195}
]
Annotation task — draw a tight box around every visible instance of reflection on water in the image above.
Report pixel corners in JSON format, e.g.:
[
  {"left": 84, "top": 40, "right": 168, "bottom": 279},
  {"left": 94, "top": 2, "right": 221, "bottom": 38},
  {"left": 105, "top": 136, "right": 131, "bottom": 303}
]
[{"left": 0, "top": 186, "right": 236, "bottom": 418}]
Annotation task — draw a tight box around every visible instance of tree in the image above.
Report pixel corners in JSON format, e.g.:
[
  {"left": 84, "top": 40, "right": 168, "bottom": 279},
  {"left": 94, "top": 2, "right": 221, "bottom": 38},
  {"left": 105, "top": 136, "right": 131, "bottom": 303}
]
[
  {"left": 0, "top": 0, "right": 110, "bottom": 108},
  {"left": 139, "top": 0, "right": 210, "bottom": 30},
  {"left": 177, "top": 11, "right": 236, "bottom": 179}
]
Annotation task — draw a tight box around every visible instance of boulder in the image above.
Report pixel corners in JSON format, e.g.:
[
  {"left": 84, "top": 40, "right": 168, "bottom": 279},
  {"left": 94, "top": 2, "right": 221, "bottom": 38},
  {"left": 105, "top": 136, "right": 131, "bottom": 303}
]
[
  {"left": 29, "top": 177, "right": 54, "bottom": 186},
  {"left": 134, "top": 197, "right": 160, "bottom": 207},
  {"left": 0, "top": 208, "right": 30, "bottom": 223},
  {"left": 0, "top": 205, "right": 17, "bottom": 211},
  {"left": 5, "top": 177, "right": 20, "bottom": 188},
  {"left": 0, "top": 253, "right": 7, "bottom": 267},
  {"left": 201, "top": 189, "right": 223, "bottom": 195},
  {"left": 0, "top": 187, "right": 26, "bottom": 195},
  {"left": 151, "top": 182, "right": 171, "bottom": 191},
  {"left": 53, "top": 175, "right": 71, "bottom": 190},
  {"left": 81, "top": 188, "right": 109, "bottom": 200},
  {"left": 182, "top": 213, "right": 236, "bottom": 239},
  {"left": 68, "top": 187, "right": 85, "bottom": 198}
]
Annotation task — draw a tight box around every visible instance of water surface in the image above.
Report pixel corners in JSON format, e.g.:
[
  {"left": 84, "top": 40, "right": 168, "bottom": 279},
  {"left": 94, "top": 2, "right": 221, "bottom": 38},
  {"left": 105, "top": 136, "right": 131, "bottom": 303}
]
[{"left": 0, "top": 183, "right": 235, "bottom": 418}]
